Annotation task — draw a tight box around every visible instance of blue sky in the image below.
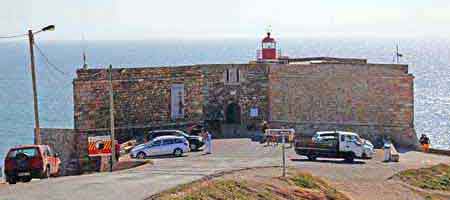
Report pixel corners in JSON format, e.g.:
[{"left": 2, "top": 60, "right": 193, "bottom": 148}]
[{"left": 1, "top": 0, "right": 449, "bottom": 40}]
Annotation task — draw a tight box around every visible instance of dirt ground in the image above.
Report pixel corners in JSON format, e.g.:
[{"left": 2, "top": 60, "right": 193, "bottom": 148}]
[{"left": 154, "top": 167, "right": 350, "bottom": 200}]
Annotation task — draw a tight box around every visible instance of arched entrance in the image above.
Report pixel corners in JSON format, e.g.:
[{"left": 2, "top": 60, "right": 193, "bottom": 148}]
[{"left": 225, "top": 103, "right": 241, "bottom": 124}]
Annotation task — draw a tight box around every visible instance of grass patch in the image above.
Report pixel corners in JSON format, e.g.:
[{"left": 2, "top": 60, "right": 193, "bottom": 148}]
[
  {"left": 154, "top": 169, "right": 350, "bottom": 200},
  {"left": 291, "top": 173, "right": 319, "bottom": 189},
  {"left": 393, "top": 164, "right": 450, "bottom": 191},
  {"left": 289, "top": 172, "right": 348, "bottom": 200}
]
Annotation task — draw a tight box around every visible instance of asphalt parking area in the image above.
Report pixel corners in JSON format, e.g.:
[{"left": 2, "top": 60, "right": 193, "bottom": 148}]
[{"left": 1, "top": 139, "right": 449, "bottom": 200}]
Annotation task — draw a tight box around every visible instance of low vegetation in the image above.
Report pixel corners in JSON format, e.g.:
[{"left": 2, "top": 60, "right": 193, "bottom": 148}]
[
  {"left": 392, "top": 163, "right": 450, "bottom": 191},
  {"left": 153, "top": 168, "right": 349, "bottom": 200}
]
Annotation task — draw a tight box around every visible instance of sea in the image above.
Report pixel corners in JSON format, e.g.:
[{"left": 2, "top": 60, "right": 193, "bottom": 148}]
[{"left": 1, "top": 37, "right": 449, "bottom": 169}]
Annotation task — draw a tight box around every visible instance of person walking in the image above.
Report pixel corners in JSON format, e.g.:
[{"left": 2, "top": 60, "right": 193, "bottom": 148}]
[{"left": 419, "top": 134, "right": 430, "bottom": 153}]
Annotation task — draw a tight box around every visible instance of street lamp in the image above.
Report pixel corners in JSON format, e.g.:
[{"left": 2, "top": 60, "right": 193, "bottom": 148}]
[
  {"left": 28, "top": 25, "right": 55, "bottom": 145},
  {"left": 41, "top": 25, "right": 55, "bottom": 32}
]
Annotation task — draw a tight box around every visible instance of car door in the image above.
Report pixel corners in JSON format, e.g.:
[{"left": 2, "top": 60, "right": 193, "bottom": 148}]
[
  {"left": 339, "top": 134, "right": 362, "bottom": 156},
  {"left": 146, "top": 140, "right": 163, "bottom": 156},
  {"left": 339, "top": 134, "right": 351, "bottom": 152},
  {"left": 43, "top": 147, "right": 52, "bottom": 171},
  {"left": 161, "top": 139, "right": 175, "bottom": 155},
  {"left": 348, "top": 135, "right": 363, "bottom": 157}
]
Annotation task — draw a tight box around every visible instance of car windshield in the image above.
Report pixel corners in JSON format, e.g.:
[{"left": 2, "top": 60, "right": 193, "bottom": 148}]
[
  {"left": 355, "top": 136, "right": 362, "bottom": 142},
  {"left": 7, "top": 147, "right": 38, "bottom": 158},
  {"left": 176, "top": 131, "right": 189, "bottom": 137}
]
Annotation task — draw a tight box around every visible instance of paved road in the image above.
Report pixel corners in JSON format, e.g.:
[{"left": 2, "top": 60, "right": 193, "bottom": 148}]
[
  {"left": 1, "top": 139, "right": 449, "bottom": 200},
  {"left": 0, "top": 139, "right": 286, "bottom": 200}
]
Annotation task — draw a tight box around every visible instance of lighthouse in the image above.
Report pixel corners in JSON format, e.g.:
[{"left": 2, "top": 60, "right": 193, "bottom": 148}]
[{"left": 261, "top": 31, "right": 277, "bottom": 60}]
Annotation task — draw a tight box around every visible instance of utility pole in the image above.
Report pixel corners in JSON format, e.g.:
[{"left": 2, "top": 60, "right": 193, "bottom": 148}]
[
  {"left": 28, "top": 30, "right": 41, "bottom": 145},
  {"left": 281, "top": 132, "right": 286, "bottom": 177},
  {"left": 396, "top": 45, "right": 399, "bottom": 63},
  {"left": 108, "top": 64, "right": 117, "bottom": 171}
]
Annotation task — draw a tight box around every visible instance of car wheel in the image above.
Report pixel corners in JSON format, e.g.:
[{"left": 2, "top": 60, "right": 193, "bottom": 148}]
[
  {"left": 362, "top": 153, "right": 368, "bottom": 159},
  {"left": 190, "top": 143, "right": 197, "bottom": 151},
  {"left": 22, "top": 176, "right": 32, "bottom": 182},
  {"left": 173, "top": 148, "right": 183, "bottom": 157},
  {"left": 307, "top": 154, "right": 317, "bottom": 161},
  {"left": 345, "top": 154, "right": 355, "bottom": 163},
  {"left": 7, "top": 175, "right": 17, "bottom": 184},
  {"left": 137, "top": 152, "right": 146, "bottom": 159}
]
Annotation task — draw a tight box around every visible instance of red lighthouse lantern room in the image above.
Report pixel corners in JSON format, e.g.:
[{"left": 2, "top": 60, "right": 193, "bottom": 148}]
[{"left": 261, "top": 32, "right": 277, "bottom": 60}]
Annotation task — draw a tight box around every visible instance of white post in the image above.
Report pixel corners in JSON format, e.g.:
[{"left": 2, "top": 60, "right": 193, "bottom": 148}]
[
  {"left": 282, "top": 132, "right": 286, "bottom": 177},
  {"left": 266, "top": 129, "right": 294, "bottom": 177}
]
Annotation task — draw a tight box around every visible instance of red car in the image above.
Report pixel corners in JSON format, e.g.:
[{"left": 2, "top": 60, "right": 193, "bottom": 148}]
[{"left": 4, "top": 145, "right": 61, "bottom": 184}]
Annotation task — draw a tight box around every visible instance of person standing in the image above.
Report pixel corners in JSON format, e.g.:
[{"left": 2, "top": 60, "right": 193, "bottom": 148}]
[
  {"left": 115, "top": 141, "right": 121, "bottom": 162},
  {"left": 261, "top": 121, "right": 270, "bottom": 145},
  {"left": 419, "top": 134, "right": 430, "bottom": 153},
  {"left": 206, "top": 130, "right": 212, "bottom": 154},
  {"left": 202, "top": 129, "right": 212, "bottom": 154}
]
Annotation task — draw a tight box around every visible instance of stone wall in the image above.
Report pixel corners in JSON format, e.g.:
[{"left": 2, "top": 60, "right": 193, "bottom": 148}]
[
  {"left": 269, "top": 63, "right": 417, "bottom": 148},
  {"left": 202, "top": 64, "right": 270, "bottom": 137},
  {"left": 40, "top": 128, "right": 83, "bottom": 176},
  {"left": 74, "top": 66, "right": 204, "bottom": 138},
  {"left": 72, "top": 61, "right": 417, "bottom": 146}
]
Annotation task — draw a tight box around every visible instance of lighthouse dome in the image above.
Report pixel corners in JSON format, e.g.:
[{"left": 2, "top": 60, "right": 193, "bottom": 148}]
[{"left": 262, "top": 32, "right": 275, "bottom": 43}]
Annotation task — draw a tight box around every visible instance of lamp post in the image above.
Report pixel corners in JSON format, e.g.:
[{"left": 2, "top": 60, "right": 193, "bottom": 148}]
[
  {"left": 108, "top": 64, "right": 117, "bottom": 171},
  {"left": 28, "top": 25, "right": 55, "bottom": 144}
]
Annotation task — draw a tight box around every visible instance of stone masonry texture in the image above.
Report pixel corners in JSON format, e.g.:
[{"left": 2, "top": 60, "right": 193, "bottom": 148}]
[
  {"left": 74, "top": 66, "right": 204, "bottom": 140},
  {"left": 39, "top": 128, "right": 83, "bottom": 176},
  {"left": 269, "top": 63, "right": 416, "bottom": 147},
  {"left": 73, "top": 61, "right": 416, "bottom": 148}
]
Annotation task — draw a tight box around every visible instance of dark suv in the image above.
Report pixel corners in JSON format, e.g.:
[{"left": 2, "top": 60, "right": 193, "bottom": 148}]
[{"left": 147, "top": 130, "right": 204, "bottom": 151}]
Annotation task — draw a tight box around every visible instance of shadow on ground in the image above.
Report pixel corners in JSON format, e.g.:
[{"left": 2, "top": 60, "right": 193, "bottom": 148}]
[{"left": 290, "top": 158, "right": 366, "bottom": 165}]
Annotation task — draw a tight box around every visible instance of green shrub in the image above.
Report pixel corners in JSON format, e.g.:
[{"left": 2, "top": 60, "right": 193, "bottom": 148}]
[{"left": 292, "top": 174, "right": 318, "bottom": 189}]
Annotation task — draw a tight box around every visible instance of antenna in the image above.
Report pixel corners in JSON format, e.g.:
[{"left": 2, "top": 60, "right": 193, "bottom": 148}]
[
  {"left": 266, "top": 25, "right": 272, "bottom": 35},
  {"left": 82, "top": 33, "right": 88, "bottom": 69},
  {"left": 394, "top": 44, "right": 403, "bottom": 64}
]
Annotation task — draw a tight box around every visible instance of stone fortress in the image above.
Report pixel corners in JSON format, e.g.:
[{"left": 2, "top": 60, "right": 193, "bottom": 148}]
[{"left": 73, "top": 32, "right": 417, "bottom": 148}]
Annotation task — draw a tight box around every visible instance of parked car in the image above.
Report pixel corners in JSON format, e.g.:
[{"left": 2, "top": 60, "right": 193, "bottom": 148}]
[
  {"left": 147, "top": 130, "right": 204, "bottom": 151},
  {"left": 294, "top": 131, "right": 374, "bottom": 162},
  {"left": 131, "top": 136, "right": 190, "bottom": 159},
  {"left": 186, "top": 123, "right": 204, "bottom": 136},
  {"left": 4, "top": 145, "right": 61, "bottom": 184}
]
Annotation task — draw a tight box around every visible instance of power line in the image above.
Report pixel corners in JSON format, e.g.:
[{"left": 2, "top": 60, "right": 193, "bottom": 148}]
[
  {"left": 33, "top": 41, "right": 71, "bottom": 77},
  {"left": 0, "top": 33, "right": 27, "bottom": 39}
]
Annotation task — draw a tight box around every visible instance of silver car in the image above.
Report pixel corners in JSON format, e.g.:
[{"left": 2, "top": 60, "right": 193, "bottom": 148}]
[{"left": 130, "top": 136, "right": 190, "bottom": 159}]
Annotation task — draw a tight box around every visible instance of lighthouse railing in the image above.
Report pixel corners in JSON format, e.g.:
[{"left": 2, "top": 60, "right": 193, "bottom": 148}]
[{"left": 256, "top": 50, "right": 262, "bottom": 60}]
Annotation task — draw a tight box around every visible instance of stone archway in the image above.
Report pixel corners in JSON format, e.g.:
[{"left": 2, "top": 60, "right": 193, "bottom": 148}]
[{"left": 225, "top": 103, "right": 241, "bottom": 124}]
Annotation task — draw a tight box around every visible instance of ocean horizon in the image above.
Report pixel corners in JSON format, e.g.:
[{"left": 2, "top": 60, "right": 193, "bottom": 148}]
[{"left": 1, "top": 37, "right": 449, "bottom": 167}]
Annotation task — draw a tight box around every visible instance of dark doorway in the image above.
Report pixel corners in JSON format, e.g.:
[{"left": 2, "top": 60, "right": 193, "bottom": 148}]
[{"left": 225, "top": 103, "right": 241, "bottom": 124}]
